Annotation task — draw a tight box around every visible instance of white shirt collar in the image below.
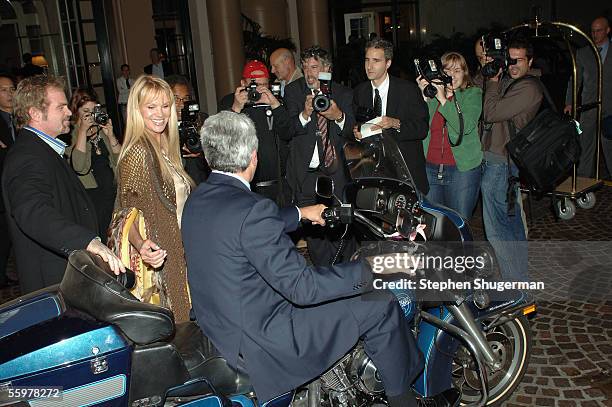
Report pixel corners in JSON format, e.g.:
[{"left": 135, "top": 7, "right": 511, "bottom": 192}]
[
  {"left": 212, "top": 170, "right": 251, "bottom": 190},
  {"left": 371, "top": 73, "right": 390, "bottom": 97}
]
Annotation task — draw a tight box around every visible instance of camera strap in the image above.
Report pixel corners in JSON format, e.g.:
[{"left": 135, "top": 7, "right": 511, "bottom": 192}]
[
  {"left": 447, "top": 92, "right": 465, "bottom": 147},
  {"left": 70, "top": 125, "right": 101, "bottom": 176}
]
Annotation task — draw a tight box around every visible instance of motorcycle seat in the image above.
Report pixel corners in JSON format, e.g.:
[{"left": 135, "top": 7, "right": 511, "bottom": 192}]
[
  {"left": 59, "top": 250, "right": 175, "bottom": 345},
  {"left": 172, "top": 321, "right": 253, "bottom": 396}
]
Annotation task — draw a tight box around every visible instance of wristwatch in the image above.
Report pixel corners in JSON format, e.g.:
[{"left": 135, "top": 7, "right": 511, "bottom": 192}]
[{"left": 335, "top": 111, "right": 345, "bottom": 123}]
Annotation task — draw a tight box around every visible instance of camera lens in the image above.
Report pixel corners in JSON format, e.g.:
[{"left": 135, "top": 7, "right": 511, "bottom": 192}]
[
  {"left": 94, "top": 112, "right": 109, "bottom": 126},
  {"left": 248, "top": 89, "right": 261, "bottom": 102},
  {"left": 313, "top": 94, "right": 330, "bottom": 112},
  {"left": 180, "top": 125, "right": 202, "bottom": 153},
  {"left": 423, "top": 84, "right": 438, "bottom": 99},
  {"left": 482, "top": 59, "right": 505, "bottom": 78}
]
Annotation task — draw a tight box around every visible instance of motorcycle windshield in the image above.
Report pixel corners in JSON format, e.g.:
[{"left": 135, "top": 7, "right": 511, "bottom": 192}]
[{"left": 343, "top": 134, "right": 415, "bottom": 184}]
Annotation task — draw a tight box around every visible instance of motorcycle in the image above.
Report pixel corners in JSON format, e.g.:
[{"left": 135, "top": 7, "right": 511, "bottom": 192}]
[
  {"left": 292, "top": 135, "right": 536, "bottom": 407},
  {"left": 0, "top": 136, "right": 534, "bottom": 407}
]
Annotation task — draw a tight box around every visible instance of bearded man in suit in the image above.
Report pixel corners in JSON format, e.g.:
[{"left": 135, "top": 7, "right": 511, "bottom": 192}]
[{"left": 282, "top": 46, "right": 356, "bottom": 266}]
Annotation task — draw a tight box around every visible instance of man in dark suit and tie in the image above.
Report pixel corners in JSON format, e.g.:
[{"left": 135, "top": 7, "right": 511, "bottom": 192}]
[
  {"left": 182, "top": 110, "right": 459, "bottom": 407},
  {"left": 282, "top": 46, "right": 356, "bottom": 265},
  {"left": 353, "top": 39, "right": 430, "bottom": 195},
  {"left": 2, "top": 74, "right": 125, "bottom": 294},
  {"left": 0, "top": 73, "right": 17, "bottom": 287},
  {"left": 564, "top": 16, "right": 612, "bottom": 178}
]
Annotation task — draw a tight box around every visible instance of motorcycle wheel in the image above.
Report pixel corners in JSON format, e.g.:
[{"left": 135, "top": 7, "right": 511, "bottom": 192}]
[{"left": 451, "top": 315, "right": 532, "bottom": 406}]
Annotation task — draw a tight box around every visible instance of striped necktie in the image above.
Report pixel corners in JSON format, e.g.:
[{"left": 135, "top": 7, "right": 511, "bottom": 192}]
[{"left": 317, "top": 113, "right": 335, "bottom": 167}]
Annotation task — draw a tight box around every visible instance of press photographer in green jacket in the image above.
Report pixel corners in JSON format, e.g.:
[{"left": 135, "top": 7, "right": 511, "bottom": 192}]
[{"left": 417, "top": 52, "right": 483, "bottom": 219}]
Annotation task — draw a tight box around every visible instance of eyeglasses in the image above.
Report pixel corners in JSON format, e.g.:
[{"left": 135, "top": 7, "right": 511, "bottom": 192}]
[
  {"left": 0, "top": 87, "right": 15, "bottom": 93},
  {"left": 444, "top": 68, "right": 464, "bottom": 75},
  {"left": 174, "top": 95, "right": 191, "bottom": 103}
]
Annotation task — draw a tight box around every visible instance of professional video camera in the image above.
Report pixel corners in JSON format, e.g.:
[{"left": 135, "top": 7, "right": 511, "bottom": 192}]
[
  {"left": 414, "top": 58, "right": 452, "bottom": 98},
  {"left": 92, "top": 104, "right": 109, "bottom": 126},
  {"left": 313, "top": 72, "right": 332, "bottom": 112},
  {"left": 481, "top": 34, "right": 517, "bottom": 78},
  {"left": 179, "top": 101, "right": 202, "bottom": 153}
]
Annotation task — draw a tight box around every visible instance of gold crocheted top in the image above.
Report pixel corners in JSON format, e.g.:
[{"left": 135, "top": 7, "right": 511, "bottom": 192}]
[{"left": 116, "top": 138, "right": 191, "bottom": 322}]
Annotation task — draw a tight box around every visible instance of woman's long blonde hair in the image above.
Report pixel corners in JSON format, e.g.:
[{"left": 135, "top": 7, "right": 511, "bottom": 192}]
[{"left": 119, "top": 75, "right": 193, "bottom": 187}]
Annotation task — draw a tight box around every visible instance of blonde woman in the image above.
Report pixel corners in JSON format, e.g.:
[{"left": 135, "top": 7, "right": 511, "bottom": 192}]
[
  {"left": 115, "top": 75, "right": 194, "bottom": 322},
  {"left": 417, "top": 52, "right": 483, "bottom": 219}
]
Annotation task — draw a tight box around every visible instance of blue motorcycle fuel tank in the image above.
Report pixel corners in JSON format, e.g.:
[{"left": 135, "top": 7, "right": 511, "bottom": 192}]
[{"left": 0, "top": 302, "right": 131, "bottom": 406}]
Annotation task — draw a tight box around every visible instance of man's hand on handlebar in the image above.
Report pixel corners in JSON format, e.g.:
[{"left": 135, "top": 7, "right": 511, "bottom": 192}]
[{"left": 299, "top": 204, "right": 327, "bottom": 226}]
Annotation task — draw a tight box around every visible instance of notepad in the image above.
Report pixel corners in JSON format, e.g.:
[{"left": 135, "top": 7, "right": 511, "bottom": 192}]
[{"left": 360, "top": 117, "right": 383, "bottom": 139}]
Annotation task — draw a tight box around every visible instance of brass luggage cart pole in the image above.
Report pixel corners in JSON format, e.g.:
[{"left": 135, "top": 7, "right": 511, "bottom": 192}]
[{"left": 507, "top": 18, "right": 604, "bottom": 220}]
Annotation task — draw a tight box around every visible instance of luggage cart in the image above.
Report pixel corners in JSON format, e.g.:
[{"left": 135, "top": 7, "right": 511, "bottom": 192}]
[{"left": 507, "top": 17, "right": 604, "bottom": 220}]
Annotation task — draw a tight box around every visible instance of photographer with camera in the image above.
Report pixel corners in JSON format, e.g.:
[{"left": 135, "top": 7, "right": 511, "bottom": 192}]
[
  {"left": 166, "top": 75, "right": 210, "bottom": 184},
  {"left": 218, "top": 60, "right": 291, "bottom": 205},
  {"left": 481, "top": 37, "right": 543, "bottom": 281},
  {"left": 282, "top": 46, "right": 355, "bottom": 266},
  {"left": 416, "top": 52, "right": 483, "bottom": 220},
  {"left": 473, "top": 38, "right": 492, "bottom": 89},
  {"left": 66, "top": 87, "right": 121, "bottom": 242}
]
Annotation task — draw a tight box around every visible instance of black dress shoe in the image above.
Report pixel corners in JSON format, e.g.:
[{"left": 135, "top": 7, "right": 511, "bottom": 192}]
[{"left": 417, "top": 388, "right": 461, "bottom": 407}]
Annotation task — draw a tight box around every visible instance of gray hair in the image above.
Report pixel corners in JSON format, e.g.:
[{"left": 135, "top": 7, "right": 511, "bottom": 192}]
[
  {"left": 301, "top": 46, "right": 333, "bottom": 69},
  {"left": 200, "top": 111, "right": 258, "bottom": 173},
  {"left": 365, "top": 38, "right": 393, "bottom": 61}
]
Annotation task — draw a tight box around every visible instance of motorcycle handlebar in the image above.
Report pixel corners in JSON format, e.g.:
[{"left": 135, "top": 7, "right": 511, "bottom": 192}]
[
  {"left": 322, "top": 205, "right": 353, "bottom": 227},
  {"left": 322, "top": 207, "right": 341, "bottom": 224}
]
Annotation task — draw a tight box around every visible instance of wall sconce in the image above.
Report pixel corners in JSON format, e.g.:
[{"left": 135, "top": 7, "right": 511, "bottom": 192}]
[{"left": 31, "top": 54, "right": 48, "bottom": 67}]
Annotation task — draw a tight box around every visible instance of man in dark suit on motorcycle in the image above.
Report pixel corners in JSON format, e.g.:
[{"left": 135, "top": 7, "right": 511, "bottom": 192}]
[{"left": 182, "top": 111, "right": 460, "bottom": 407}]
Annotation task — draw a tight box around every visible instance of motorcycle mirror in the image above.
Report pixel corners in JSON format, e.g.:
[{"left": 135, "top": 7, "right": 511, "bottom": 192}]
[{"left": 315, "top": 176, "right": 335, "bottom": 199}]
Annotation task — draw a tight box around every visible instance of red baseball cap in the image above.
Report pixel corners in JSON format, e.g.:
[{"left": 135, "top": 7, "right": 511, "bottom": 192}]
[{"left": 242, "top": 60, "right": 270, "bottom": 79}]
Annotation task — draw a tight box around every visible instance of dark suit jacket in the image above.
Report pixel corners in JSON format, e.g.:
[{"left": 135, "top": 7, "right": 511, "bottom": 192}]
[
  {"left": 0, "top": 114, "right": 14, "bottom": 213},
  {"left": 353, "top": 75, "right": 430, "bottom": 194},
  {"left": 282, "top": 77, "right": 355, "bottom": 204},
  {"left": 218, "top": 94, "right": 291, "bottom": 184},
  {"left": 143, "top": 62, "right": 173, "bottom": 77},
  {"left": 1, "top": 128, "right": 98, "bottom": 293},
  {"left": 565, "top": 40, "right": 612, "bottom": 117},
  {"left": 182, "top": 172, "right": 372, "bottom": 401}
]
